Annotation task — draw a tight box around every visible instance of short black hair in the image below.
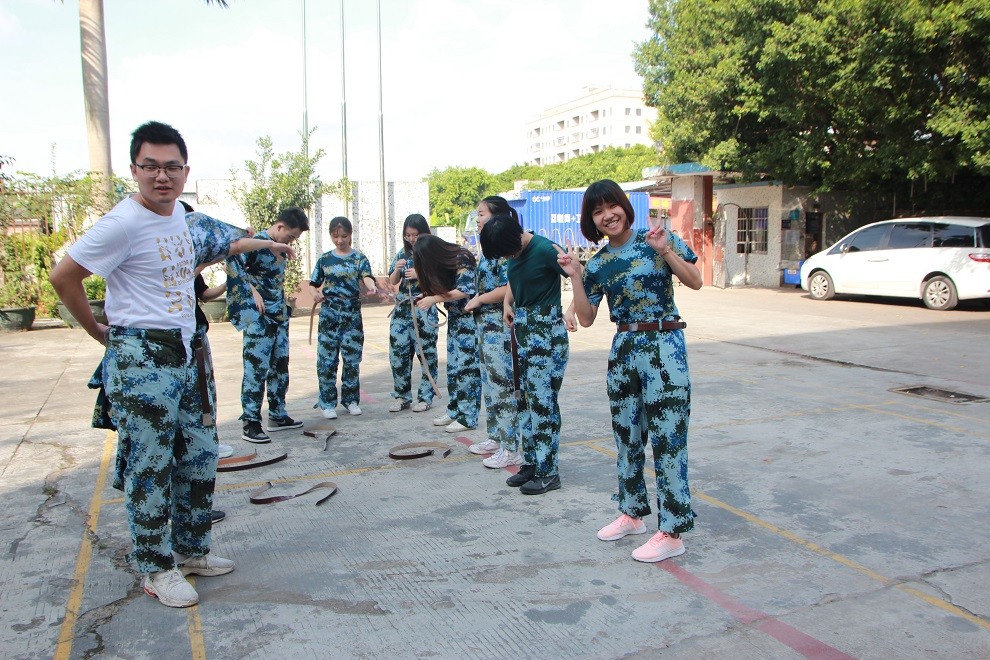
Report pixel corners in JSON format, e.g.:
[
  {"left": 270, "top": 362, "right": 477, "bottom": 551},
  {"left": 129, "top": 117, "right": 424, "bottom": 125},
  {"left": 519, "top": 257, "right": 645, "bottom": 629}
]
[
  {"left": 479, "top": 195, "right": 520, "bottom": 225},
  {"left": 277, "top": 207, "right": 310, "bottom": 231},
  {"left": 580, "top": 179, "right": 635, "bottom": 243},
  {"left": 130, "top": 121, "right": 188, "bottom": 164},
  {"left": 479, "top": 213, "right": 523, "bottom": 260}
]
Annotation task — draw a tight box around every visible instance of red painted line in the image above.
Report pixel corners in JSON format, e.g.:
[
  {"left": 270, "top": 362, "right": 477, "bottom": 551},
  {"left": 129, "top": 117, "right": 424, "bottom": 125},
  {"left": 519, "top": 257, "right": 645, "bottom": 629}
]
[{"left": 660, "top": 562, "right": 854, "bottom": 660}]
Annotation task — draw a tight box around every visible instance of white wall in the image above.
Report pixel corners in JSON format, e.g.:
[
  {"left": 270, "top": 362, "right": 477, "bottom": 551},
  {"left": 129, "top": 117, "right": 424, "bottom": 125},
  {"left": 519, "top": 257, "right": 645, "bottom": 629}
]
[{"left": 714, "top": 183, "right": 784, "bottom": 287}]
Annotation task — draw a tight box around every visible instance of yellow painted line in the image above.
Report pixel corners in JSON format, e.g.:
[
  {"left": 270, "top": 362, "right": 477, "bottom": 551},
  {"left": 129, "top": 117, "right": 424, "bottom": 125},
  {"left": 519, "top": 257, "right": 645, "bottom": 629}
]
[
  {"left": 364, "top": 340, "right": 390, "bottom": 355},
  {"left": 580, "top": 441, "right": 990, "bottom": 631},
  {"left": 54, "top": 430, "right": 116, "bottom": 660},
  {"left": 846, "top": 402, "right": 989, "bottom": 440},
  {"left": 187, "top": 577, "right": 206, "bottom": 660}
]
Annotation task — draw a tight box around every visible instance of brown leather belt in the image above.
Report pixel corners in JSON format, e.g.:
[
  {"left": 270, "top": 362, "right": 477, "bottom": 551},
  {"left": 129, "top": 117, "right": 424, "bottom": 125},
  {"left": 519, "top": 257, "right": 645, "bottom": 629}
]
[
  {"left": 388, "top": 442, "right": 453, "bottom": 460},
  {"left": 510, "top": 325, "right": 525, "bottom": 410},
  {"left": 616, "top": 320, "right": 687, "bottom": 332},
  {"left": 303, "top": 427, "right": 337, "bottom": 451},
  {"left": 250, "top": 481, "right": 338, "bottom": 506},
  {"left": 216, "top": 450, "right": 289, "bottom": 472}
]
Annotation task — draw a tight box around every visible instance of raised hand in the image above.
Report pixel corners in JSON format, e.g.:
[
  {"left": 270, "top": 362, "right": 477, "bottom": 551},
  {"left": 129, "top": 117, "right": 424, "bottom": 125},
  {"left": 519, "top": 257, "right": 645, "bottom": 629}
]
[{"left": 554, "top": 244, "right": 583, "bottom": 278}]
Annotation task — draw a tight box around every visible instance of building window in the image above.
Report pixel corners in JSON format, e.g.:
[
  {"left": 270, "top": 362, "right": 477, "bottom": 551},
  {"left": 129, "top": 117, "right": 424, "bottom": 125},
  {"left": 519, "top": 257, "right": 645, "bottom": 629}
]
[
  {"left": 736, "top": 208, "right": 769, "bottom": 254},
  {"left": 635, "top": 126, "right": 642, "bottom": 134},
  {"left": 625, "top": 107, "right": 631, "bottom": 115},
  {"left": 636, "top": 108, "right": 642, "bottom": 116},
  {"left": 625, "top": 126, "right": 631, "bottom": 133}
]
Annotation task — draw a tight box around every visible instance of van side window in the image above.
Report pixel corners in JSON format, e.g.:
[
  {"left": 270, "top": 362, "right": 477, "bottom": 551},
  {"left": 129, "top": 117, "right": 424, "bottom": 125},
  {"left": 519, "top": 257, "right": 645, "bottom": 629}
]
[
  {"left": 933, "top": 224, "right": 975, "bottom": 248},
  {"left": 846, "top": 224, "right": 889, "bottom": 252},
  {"left": 888, "top": 223, "right": 931, "bottom": 249}
]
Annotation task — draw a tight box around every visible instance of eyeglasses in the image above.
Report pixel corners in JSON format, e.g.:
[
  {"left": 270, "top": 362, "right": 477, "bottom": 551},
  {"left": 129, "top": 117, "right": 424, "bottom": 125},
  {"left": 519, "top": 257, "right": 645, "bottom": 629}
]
[{"left": 134, "top": 163, "right": 186, "bottom": 178}]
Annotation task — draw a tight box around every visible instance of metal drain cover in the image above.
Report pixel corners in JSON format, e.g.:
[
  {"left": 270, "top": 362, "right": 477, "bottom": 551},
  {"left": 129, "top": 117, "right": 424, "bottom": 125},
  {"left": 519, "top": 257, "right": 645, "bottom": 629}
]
[{"left": 892, "top": 386, "right": 988, "bottom": 404}]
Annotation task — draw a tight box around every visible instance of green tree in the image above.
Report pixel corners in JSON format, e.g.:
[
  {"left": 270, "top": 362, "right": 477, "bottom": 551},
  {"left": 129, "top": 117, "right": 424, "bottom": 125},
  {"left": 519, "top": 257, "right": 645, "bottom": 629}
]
[
  {"left": 426, "top": 166, "right": 496, "bottom": 231},
  {"left": 231, "top": 131, "right": 348, "bottom": 295},
  {"left": 634, "top": 0, "right": 990, "bottom": 205}
]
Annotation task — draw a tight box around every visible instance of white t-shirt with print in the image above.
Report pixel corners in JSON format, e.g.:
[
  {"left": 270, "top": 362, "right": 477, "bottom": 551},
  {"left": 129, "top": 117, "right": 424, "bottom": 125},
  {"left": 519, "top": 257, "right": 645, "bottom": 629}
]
[{"left": 68, "top": 196, "right": 197, "bottom": 347}]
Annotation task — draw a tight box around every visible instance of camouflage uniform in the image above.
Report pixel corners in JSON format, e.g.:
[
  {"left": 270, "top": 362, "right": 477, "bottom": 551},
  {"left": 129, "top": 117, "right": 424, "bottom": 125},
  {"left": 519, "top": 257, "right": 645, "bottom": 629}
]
[
  {"left": 506, "top": 235, "right": 570, "bottom": 478},
  {"left": 583, "top": 229, "right": 697, "bottom": 534},
  {"left": 80, "top": 208, "right": 244, "bottom": 572},
  {"left": 226, "top": 229, "right": 292, "bottom": 423},
  {"left": 388, "top": 249, "right": 439, "bottom": 405},
  {"left": 310, "top": 250, "right": 373, "bottom": 410},
  {"left": 475, "top": 255, "right": 522, "bottom": 450},
  {"left": 441, "top": 258, "right": 481, "bottom": 428}
]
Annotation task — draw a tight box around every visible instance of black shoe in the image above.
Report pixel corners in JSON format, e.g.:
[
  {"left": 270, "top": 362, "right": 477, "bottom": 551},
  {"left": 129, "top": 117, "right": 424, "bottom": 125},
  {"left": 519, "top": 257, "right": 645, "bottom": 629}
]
[
  {"left": 506, "top": 464, "right": 536, "bottom": 487},
  {"left": 268, "top": 415, "right": 303, "bottom": 432},
  {"left": 520, "top": 474, "right": 561, "bottom": 495},
  {"left": 242, "top": 421, "right": 271, "bottom": 444},
  {"left": 211, "top": 510, "right": 226, "bottom": 524}
]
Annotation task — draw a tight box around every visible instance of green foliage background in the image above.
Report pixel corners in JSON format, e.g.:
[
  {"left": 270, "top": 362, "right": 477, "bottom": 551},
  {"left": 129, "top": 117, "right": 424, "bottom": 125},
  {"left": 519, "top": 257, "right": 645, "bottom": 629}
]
[
  {"left": 633, "top": 0, "right": 990, "bottom": 212},
  {"left": 426, "top": 145, "right": 659, "bottom": 231}
]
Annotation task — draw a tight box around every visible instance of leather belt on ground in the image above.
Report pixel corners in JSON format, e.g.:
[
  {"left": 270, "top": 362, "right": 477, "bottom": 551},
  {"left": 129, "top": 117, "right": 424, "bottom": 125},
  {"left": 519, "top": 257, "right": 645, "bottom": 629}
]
[
  {"left": 388, "top": 442, "right": 453, "bottom": 460},
  {"left": 217, "top": 450, "right": 289, "bottom": 472},
  {"left": 192, "top": 338, "right": 214, "bottom": 427},
  {"left": 303, "top": 427, "right": 337, "bottom": 451},
  {"left": 250, "top": 481, "right": 338, "bottom": 505},
  {"left": 616, "top": 320, "right": 687, "bottom": 332}
]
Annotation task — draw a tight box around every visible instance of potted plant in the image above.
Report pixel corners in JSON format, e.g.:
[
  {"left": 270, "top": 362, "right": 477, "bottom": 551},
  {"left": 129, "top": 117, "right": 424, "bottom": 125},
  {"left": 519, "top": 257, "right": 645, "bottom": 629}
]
[{"left": 57, "top": 274, "right": 108, "bottom": 328}]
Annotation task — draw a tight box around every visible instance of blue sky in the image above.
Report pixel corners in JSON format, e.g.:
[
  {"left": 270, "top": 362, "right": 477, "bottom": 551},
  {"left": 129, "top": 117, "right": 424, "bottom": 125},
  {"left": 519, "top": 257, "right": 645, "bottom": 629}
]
[{"left": 1, "top": 0, "right": 651, "bottom": 184}]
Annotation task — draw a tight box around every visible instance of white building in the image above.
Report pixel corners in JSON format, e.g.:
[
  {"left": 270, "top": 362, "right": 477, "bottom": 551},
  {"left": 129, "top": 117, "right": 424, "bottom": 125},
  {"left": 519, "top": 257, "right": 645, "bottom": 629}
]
[{"left": 525, "top": 87, "right": 657, "bottom": 166}]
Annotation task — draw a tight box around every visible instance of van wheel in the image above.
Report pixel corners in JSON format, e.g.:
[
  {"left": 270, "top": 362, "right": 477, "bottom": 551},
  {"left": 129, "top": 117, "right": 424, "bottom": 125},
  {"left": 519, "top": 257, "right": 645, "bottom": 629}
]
[
  {"left": 922, "top": 276, "right": 958, "bottom": 310},
  {"left": 808, "top": 271, "right": 835, "bottom": 300}
]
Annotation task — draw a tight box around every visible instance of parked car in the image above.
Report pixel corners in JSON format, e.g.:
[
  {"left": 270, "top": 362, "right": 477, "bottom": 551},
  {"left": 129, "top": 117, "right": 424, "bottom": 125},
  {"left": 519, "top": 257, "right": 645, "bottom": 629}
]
[{"left": 800, "top": 217, "right": 990, "bottom": 310}]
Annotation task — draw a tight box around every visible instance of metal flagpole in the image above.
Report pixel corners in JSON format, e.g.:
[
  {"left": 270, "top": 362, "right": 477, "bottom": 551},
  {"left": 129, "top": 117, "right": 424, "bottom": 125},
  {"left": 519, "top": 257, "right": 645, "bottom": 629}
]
[{"left": 377, "top": 0, "right": 388, "bottom": 272}]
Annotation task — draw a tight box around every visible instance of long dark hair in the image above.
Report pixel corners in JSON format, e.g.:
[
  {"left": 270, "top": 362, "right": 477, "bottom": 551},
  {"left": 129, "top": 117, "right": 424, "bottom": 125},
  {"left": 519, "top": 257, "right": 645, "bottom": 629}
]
[
  {"left": 402, "top": 214, "right": 431, "bottom": 256},
  {"left": 413, "top": 234, "right": 476, "bottom": 296}
]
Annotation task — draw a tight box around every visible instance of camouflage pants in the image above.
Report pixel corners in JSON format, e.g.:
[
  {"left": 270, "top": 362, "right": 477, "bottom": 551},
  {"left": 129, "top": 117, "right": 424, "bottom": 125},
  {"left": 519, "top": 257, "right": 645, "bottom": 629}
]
[
  {"left": 608, "top": 330, "right": 695, "bottom": 534},
  {"left": 103, "top": 327, "right": 217, "bottom": 573},
  {"left": 240, "top": 317, "right": 290, "bottom": 422},
  {"left": 316, "top": 303, "right": 364, "bottom": 409},
  {"left": 444, "top": 311, "right": 481, "bottom": 428},
  {"left": 514, "top": 306, "right": 569, "bottom": 478},
  {"left": 389, "top": 303, "right": 439, "bottom": 404},
  {"left": 476, "top": 308, "right": 524, "bottom": 451}
]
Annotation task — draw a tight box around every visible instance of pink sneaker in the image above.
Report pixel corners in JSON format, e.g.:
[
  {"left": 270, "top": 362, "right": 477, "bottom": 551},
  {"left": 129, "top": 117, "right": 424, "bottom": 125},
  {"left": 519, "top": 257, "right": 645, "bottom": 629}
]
[
  {"left": 597, "top": 514, "right": 648, "bottom": 541},
  {"left": 631, "top": 531, "right": 685, "bottom": 563}
]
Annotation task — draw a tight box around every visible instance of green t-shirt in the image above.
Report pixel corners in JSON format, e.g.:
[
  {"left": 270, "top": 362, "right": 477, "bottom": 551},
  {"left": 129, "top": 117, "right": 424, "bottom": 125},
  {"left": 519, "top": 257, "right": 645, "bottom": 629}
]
[{"left": 507, "top": 234, "right": 567, "bottom": 308}]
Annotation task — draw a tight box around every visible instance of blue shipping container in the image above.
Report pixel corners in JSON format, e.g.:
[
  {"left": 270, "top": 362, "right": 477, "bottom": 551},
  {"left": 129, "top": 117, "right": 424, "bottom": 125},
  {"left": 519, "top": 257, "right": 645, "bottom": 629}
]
[{"left": 508, "top": 190, "right": 651, "bottom": 249}]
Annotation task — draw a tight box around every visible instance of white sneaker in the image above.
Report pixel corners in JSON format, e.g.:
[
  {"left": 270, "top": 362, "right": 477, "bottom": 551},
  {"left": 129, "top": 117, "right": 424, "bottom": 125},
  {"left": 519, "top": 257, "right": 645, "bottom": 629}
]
[
  {"left": 411, "top": 400, "right": 432, "bottom": 412},
  {"left": 143, "top": 568, "right": 198, "bottom": 608},
  {"left": 218, "top": 443, "right": 234, "bottom": 459},
  {"left": 322, "top": 408, "right": 338, "bottom": 419},
  {"left": 433, "top": 413, "right": 454, "bottom": 426},
  {"left": 445, "top": 420, "right": 471, "bottom": 433},
  {"left": 346, "top": 402, "right": 362, "bottom": 416},
  {"left": 483, "top": 447, "right": 523, "bottom": 468},
  {"left": 468, "top": 439, "right": 499, "bottom": 455},
  {"left": 389, "top": 399, "right": 410, "bottom": 412},
  {"left": 176, "top": 553, "right": 235, "bottom": 577}
]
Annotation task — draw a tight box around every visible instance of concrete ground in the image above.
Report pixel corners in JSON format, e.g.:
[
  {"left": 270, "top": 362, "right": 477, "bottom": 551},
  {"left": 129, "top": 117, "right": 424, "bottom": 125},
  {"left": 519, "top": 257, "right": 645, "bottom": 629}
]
[{"left": 1, "top": 286, "right": 989, "bottom": 659}]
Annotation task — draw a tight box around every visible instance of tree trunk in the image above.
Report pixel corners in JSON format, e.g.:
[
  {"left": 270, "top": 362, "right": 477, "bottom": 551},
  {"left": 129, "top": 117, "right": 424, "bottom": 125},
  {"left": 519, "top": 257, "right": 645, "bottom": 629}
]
[{"left": 78, "top": 0, "right": 113, "bottom": 205}]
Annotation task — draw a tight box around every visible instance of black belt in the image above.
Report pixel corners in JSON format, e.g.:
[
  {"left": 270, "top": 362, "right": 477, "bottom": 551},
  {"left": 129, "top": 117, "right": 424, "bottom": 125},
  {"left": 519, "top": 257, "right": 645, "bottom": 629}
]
[
  {"left": 191, "top": 337, "right": 213, "bottom": 426},
  {"left": 616, "top": 320, "right": 687, "bottom": 332},
  {"left": 216, "top": 450, "right": 289, "bottom": 472}
]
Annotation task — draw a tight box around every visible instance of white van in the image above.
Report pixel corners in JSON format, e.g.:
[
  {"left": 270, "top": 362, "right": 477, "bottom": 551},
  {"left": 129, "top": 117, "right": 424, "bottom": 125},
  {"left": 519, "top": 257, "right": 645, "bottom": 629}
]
[{"left": 800, "top": 217, "right": 990, "bottom": 310}]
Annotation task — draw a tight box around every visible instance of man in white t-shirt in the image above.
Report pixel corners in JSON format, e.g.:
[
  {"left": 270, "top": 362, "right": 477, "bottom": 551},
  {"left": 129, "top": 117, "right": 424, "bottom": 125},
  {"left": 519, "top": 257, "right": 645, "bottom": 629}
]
[{"left": 50, "top": 122, "right": 251, "bottom": 609}]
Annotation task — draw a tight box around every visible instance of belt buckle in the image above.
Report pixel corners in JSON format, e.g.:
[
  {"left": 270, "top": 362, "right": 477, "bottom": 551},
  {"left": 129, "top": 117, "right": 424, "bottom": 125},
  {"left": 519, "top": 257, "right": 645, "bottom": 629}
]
[{"left": 627, "top": 322, "right": 639, "bottom": 331}]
